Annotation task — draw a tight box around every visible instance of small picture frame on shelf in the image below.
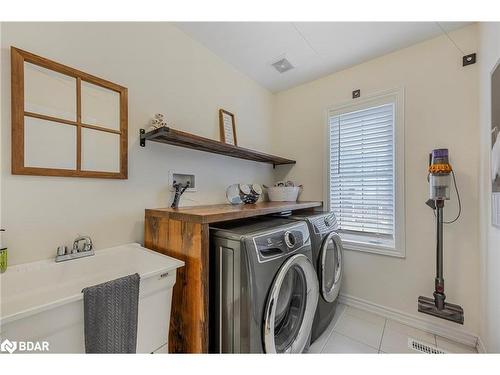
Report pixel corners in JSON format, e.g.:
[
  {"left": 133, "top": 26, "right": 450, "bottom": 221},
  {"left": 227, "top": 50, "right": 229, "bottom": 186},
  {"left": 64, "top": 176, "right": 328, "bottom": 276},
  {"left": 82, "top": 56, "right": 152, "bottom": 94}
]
[{"left": 219, "top": 109, "right": 237, "bottom": 146}]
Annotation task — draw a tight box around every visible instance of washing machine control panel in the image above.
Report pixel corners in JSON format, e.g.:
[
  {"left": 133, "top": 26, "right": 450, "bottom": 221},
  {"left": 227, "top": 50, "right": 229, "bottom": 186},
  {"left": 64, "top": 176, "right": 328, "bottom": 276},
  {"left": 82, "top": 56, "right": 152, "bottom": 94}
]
[{"left": 252, "top": 224, "right": 309, "bottom": 263}]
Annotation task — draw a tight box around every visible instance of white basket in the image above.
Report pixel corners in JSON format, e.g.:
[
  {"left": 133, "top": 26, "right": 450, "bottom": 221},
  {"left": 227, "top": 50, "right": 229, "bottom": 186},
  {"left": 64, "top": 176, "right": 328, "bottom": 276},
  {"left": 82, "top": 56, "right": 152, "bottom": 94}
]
[{"left": 266, "top": 186, "right": 301, "bottom": 202}]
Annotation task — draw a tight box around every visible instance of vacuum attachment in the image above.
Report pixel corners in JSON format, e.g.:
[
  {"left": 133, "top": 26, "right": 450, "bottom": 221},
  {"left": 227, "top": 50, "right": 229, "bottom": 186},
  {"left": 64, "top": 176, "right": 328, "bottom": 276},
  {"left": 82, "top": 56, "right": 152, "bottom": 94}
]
[{"left": 418, "top": 296, "right": 464, "bottom": 324}]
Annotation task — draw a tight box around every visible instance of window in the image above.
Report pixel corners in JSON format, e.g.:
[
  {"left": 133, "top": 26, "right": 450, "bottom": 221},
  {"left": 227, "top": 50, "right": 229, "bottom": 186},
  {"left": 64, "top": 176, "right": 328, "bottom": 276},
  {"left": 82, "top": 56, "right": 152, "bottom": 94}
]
[{"left": 326, "top": 89, "right": 405, "bottom": 257}]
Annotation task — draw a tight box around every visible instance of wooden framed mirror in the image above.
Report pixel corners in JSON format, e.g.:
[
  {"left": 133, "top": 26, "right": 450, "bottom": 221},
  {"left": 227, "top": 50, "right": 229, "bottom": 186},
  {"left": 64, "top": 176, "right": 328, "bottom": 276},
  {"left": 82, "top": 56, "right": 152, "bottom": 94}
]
[{"left": 11, "top": 47, "right": 128, "bottom": 179}]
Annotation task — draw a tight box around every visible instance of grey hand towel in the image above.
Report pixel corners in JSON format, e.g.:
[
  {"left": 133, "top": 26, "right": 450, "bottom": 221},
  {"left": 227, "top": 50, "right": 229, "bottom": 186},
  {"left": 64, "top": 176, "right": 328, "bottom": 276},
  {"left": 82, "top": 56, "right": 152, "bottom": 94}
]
[{"left": 82, "top": 273, "right": 140, "bottom": 354}]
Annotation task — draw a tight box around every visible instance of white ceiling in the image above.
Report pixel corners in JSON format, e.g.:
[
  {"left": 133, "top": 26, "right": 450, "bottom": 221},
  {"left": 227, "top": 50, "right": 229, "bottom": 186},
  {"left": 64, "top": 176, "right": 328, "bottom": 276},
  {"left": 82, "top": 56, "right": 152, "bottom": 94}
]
[{"left": 175, "top": 22, "right": 471, "bottom": 92}]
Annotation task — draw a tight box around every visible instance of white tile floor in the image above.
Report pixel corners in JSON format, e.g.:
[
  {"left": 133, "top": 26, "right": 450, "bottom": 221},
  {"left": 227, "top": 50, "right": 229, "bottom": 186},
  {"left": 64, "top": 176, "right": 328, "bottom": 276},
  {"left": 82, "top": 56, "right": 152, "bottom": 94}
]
[{"left": 309, "top": 304, "right": 477, "bottom": 354}]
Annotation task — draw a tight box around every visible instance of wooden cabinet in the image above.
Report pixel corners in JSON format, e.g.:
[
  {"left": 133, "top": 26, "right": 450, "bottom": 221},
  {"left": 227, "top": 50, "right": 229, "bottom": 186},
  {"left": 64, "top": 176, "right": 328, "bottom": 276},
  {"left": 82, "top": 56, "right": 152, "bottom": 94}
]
[{"left": 144, "top": 201, "right": 322, "bottom": 353}]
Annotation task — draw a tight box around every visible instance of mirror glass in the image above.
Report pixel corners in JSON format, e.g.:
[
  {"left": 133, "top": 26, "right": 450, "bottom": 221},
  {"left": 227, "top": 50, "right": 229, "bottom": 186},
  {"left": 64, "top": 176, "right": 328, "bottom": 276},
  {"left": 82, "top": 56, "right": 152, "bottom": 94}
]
[
  {"left": 81, "top": 81, "right": 120, "bottom": 130},
  {"left": 81, "top": 128, "right": 120, "bottom": 172},
  {"left": 24, "top": 62, "right": 77, "bottom": 121},
  {"left": 24, "top": 116, "right": 76, "bottom": 169}
]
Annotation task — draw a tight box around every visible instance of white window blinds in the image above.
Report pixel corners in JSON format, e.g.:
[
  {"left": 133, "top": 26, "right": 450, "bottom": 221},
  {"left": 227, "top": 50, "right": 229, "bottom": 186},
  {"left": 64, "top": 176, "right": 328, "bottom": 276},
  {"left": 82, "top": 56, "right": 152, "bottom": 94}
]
[{"left": 329, "top": 103, "right": 395, "bottom": 239}]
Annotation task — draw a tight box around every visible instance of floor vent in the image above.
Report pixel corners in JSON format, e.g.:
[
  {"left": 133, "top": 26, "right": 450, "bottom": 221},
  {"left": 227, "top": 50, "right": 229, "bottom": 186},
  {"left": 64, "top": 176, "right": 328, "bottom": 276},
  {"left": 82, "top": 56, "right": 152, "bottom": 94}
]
[{"left": 408, "top": 338, "right": 447, "bottom": 354}]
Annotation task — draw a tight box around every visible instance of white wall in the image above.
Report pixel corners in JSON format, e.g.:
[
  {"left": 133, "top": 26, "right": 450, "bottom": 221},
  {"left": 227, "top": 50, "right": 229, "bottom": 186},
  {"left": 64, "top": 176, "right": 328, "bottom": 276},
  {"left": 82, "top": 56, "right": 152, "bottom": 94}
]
[
  {"left": 1, "top": 22, "right": 275, "bottom": 265},
  {"left": 273, "top": 25, "right": 480, "bottom": 336},
  {"left": 478, "top": 22, "right": 500, "bottom": 353}
]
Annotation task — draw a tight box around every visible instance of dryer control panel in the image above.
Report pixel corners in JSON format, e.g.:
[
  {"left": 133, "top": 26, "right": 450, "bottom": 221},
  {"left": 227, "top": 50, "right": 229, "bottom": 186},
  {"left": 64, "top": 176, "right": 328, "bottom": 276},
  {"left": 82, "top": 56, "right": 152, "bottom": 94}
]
[{"left": 311, "top": 213, "right": 338, "bottom": 234}]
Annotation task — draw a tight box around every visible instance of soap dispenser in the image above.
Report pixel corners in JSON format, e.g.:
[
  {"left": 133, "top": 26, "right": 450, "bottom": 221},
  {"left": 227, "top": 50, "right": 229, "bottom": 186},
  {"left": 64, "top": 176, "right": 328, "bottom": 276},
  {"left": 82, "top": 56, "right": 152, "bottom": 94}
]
[{"left": 0, "top": 229, "right": 6, "bottom": 273}]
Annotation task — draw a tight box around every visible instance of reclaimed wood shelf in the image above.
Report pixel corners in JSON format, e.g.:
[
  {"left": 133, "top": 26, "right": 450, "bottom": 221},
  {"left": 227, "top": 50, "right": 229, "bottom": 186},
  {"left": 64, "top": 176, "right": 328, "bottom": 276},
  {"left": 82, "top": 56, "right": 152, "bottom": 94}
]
[
  {"left": 144, "top": 201, "right": 322, "bottom": 353},
  {"left": 140, "top": 127, "right": 296, "bottom": 167},
  {"left": 146, "top": 201, "right": 322, "bottom": 224}
]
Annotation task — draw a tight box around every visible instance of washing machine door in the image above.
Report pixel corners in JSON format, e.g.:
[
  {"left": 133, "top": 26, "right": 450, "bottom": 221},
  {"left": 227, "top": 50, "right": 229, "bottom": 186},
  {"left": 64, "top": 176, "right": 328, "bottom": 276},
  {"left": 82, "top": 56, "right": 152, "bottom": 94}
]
[
  {"left": 319, "top": 232, "right": 343, "bottom": 303},
  {"left": 263, "top": 254, "right": 319, "bottom": 353}
]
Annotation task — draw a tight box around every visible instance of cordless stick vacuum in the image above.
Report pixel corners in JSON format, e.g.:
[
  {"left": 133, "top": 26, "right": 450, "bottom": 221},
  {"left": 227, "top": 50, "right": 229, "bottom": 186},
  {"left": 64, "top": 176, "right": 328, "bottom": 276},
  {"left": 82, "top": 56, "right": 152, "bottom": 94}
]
[{"left": 418, "top": 149, "right": 464, "bottom": 324}]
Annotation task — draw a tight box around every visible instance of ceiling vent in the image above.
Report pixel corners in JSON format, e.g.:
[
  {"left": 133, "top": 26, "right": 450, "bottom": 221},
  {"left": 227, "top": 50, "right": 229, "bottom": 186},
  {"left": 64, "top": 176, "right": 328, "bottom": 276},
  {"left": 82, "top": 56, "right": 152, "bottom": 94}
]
[{"left": 272, "top": 58, "right": 294, "bottom": 74}]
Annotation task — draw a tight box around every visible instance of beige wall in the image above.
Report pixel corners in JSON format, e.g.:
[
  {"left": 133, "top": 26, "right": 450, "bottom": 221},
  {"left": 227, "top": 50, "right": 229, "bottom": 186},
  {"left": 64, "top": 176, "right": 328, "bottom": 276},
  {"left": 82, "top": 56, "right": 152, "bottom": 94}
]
[
  {"left": 1, "top": 22, "right": 275, "bottom": 265},
  {"left": 478, "top": 22, "right": 500, "bottom": 353},
  {"left": 273, "top": 24, "right": 480, "bottom": 336}
]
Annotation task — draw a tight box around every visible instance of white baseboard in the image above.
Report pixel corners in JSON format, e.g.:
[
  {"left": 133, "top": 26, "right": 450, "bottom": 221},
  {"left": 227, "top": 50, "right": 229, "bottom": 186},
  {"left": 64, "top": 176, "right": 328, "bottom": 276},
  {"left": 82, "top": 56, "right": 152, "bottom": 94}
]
[
  {"left": 476, "top": 336, "right": 487, "bottom": 353},
  {"left": 338, "top": 293, "right": 478, "bottom": 348}
]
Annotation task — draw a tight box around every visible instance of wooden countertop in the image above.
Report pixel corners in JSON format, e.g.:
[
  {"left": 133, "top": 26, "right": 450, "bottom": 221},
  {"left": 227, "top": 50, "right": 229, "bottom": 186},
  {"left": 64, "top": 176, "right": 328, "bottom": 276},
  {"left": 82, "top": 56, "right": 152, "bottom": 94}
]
[{"left": 145, "top": 201, "right": 322, "bottom": 224}]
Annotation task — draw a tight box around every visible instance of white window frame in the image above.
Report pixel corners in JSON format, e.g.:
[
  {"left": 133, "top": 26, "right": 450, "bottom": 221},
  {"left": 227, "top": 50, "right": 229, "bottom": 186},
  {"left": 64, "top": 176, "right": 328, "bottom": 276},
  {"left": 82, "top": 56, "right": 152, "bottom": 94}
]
[{"left": 324, "top": 88, "right": 406, "bottom": 258}]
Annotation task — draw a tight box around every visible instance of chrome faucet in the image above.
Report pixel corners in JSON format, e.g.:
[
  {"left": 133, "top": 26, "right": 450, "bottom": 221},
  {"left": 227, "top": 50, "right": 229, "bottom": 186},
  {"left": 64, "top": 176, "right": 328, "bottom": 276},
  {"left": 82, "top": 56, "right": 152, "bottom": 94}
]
[
  {"left": 55, "top": 235, "right": 95, "bottom": 262},
  {"left": 72, "top": 235, "right": 93, "bottom": 253}
]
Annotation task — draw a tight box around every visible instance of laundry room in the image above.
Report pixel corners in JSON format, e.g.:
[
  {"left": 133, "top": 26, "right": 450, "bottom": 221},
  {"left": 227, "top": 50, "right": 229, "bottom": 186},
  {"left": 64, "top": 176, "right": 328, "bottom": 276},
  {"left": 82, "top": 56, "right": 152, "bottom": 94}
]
[{"left": 1, "top": 1, "right": 500, "bottom": 374}]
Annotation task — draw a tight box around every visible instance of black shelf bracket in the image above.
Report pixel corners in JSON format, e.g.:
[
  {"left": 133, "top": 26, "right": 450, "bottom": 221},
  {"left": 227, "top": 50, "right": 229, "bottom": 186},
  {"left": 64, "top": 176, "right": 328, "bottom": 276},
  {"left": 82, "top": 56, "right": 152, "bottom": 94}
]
[{"left": 140, "top": 128, "right": 146, "bottom": 147}]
